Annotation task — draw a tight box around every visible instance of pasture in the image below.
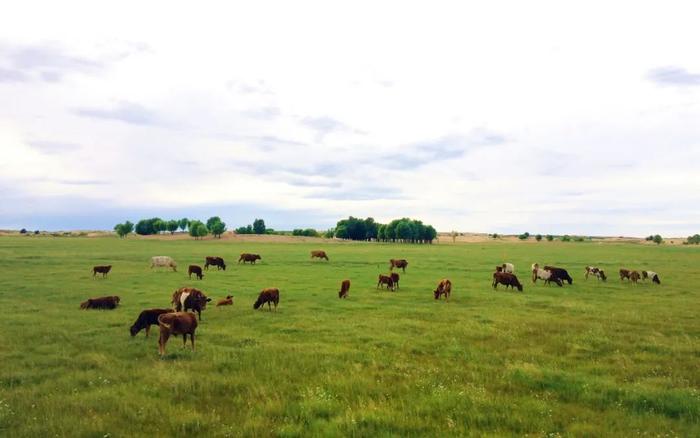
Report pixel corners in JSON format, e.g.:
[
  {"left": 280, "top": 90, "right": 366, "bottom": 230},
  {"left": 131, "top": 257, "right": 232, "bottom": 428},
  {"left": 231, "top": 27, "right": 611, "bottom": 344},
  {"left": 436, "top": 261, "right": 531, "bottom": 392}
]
[{"left": 0, "top": 236, "right": 698, "bottom": 436}]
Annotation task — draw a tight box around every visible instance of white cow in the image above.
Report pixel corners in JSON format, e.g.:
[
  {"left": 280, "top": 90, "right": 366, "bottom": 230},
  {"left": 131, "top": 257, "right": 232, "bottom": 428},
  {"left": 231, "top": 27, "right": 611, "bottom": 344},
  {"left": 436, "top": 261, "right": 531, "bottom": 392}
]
[
  {"left": 150, "top": 256, "right": 177, "bottom": 272},
  {"left": 642, "top": 270, "right": 661, "bottom": 284},
  {"left": 502, "top": 263, "right": 515, "bottom": 273}
]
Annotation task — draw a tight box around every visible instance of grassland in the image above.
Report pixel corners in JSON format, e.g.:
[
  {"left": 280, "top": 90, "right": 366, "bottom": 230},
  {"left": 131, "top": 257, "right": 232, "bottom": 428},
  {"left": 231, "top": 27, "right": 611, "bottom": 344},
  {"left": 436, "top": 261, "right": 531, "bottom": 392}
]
[{"left": 0, "top": 235, "right": 698, "bottom": 437}]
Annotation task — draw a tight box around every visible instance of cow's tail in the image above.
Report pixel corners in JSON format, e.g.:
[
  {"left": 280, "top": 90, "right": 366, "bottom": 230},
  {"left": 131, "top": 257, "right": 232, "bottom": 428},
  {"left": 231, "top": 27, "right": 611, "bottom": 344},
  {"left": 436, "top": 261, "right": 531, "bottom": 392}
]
[{"left": 157, "top": 314, "right": 171, "bottom": 329}]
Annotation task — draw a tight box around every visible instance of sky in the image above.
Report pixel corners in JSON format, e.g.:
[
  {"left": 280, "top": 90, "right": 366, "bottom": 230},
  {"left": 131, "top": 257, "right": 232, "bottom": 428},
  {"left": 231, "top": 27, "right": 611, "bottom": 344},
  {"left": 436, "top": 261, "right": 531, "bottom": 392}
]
[{"left": 1, "top": 1, "right": 699, "bottom": 236}]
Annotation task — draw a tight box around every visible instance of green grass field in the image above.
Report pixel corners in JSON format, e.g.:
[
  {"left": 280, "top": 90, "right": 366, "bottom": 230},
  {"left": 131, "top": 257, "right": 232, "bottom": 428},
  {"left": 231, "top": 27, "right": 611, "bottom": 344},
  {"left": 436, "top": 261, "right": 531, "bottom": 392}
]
[{"left": 0, "top": 236, "right": 698, "bottom": 437}]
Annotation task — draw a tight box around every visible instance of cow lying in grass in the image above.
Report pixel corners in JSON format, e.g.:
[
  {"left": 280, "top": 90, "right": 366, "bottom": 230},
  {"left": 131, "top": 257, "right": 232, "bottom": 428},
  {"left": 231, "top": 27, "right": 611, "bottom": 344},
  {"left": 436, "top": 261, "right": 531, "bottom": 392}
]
[
  {"left": 130, "top": 308, "right": 173, "bottom": 337},
  {"left": 492, "top": 272, "right": 523, "bottom": 292},
  {"left": 157, "top": 312, "right": 197, "bottom": 356},
  {"left": 217, "top": 295, "right": 233, "bottom": 307},
  {"left": 254, "top": 288, "right": 280, "bottom": 311},
  {"left": 80, "top": 295, "right": 120, "bottom": 309},
  {"left": 339, "top": 280, "right": 350, "bottom": 299},
  {"left": 92, "top": 265, "right": 112, "bottom": 278},
  {"left": 434, "top": 278, "right": 452, "bottom": 300}
]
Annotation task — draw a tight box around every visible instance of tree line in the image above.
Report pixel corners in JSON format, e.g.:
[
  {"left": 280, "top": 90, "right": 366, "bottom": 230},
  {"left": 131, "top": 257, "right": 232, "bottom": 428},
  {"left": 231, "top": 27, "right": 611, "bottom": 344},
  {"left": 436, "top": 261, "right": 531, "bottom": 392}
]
[
  {"left": 113, "top": 216, "right": 227, "bottom": 239},
  {"left": 332, "top": 217, "right": 437, "bottom": 243}
]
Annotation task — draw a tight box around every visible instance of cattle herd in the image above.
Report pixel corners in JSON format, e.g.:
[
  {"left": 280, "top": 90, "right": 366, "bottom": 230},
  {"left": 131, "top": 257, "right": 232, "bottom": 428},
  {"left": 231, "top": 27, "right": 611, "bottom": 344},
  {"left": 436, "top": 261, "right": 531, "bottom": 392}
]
[{"left": 82, "top": 252, "right": 662, "bottom": 356}]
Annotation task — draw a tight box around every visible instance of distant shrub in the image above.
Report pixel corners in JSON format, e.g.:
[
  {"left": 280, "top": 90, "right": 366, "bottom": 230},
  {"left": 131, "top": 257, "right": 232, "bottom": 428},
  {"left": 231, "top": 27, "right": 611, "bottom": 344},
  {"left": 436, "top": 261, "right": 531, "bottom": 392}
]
[
  {"left": 324, "top": 228, "right": 335, "bottom": 238},
  {"left": 687, "top": 234, "right": 700, "bottom": 244},
  {"left": 235, "top": 225, "right": 254, "bottom": 234},
  {"left": 535, "top": 234, "right": 542, "bottom": 241},
  {"left": 518, "top": 232, "right": 530, "bottom": 240},
  {"left": 561, "top": 235, "right": 571, "bottom": 242},
  {"left": 546, "top": 235, "right": 554, "bottom": 241},
  {"left": 34, "top": 230, "right": 40, "bottom": 235},
  {"left": 652, "top": 234, "right": 663, "bottom": 245},
  {"left": 20, "top": 228, "right": 27, "bottom": 234},
  {"left": 492, "top": 233, "right": 499, "bottom": 239},
  {"left": 574, "top": 236, "right": 585, "bottom": 242}
]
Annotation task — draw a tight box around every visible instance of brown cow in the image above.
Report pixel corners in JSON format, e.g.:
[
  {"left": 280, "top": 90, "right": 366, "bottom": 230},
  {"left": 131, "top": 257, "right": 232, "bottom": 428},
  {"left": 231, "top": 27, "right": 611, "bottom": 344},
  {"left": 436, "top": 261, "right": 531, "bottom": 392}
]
[
  {"left": 390, "top": 272, "right": 400, "bottom": 289},
  {"left": 492, "top": 272, "right": 523, "bottom": 292},
  {"left": 216, "top": 295, "right": 234, "bottom": 307},
  {"left": 254, "top": 288, "right": 280, "bottom": 311},
  {"left": 188, "top": 265, "right": 204, "bottom": 280},
  {"left": 389, "top": 259, "right": 408, "bottom": 272},
  {"left": 585, "top": 266, "right": 607, "bottom": 281},
  {"left": 434, "top": 278, "right": 452, "bottom": 300},
  {"left": 130, "top": 308, "right": 173, "bottom": 337},
  {"left": 80, "top": 295, "right": 120, "bottom": 309},
  {"left": 619, "top": 269, "right": 632, "bottom": 281},
  {"left": 157, "top": 312, "right": 197, "bottom": 356},
  {"left": 630, "top": 271, "right": 641, "bottom": 283},
  {"left": 92, "top": 265, "right": 112, "bottom": 278},
  {"left": 338, "top": 279, "right": 350, "bottom": 299},
  {"left": 171, "top": 287, "right": 211, "bottom": 320},
  {"left": 239, "top": 253, "right": 261, "bottom": 264},
  {"left": 204, "top": 256, "right": 226, "bottom": 271},
  {"left": 377, "top": 274, "right": 395, "bottom": 291},
  {"left": 311, "top": 250, "right": 329, "bottom": 261}
]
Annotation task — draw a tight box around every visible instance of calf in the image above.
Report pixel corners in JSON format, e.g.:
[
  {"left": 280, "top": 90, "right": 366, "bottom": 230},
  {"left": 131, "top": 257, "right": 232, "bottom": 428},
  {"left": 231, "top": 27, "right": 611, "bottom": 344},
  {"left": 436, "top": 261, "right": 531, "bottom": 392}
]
[
  {"left": 543, "top": 266, "right": 573, "bottom": 285},
  {"left": 239, "top": 253, "right": 261, "bottom": 264},
  {"left": 389, "top": 259, "right": 408, "bottom": 272},
  {"left": 492, "top": 272, "right": 523, "bottom": 292},
  {"left": 217, "top": 295, "right": 234, "bottom": 307},
  {"left": 188, "top": 265, "right": 204, "bottom": 280},
  {"left": 390, "top": 272, "right": 400, "bottom": 289},
  {"left": 311, "top": 250, "right": 329, "bottom": 261},
  {"left": 151, "top": 256, "right": 177, "bottom": 272},
  {"left": 338, "top": 279, "right": 350, "bottom": 299},
  {"left": 204, "top": 256, "right": 226, "bottom": 271},
  {"left": 377, "top": 274, "right": 395, "bottom": 291},
  {"left": 92, "top": 265, "right": 112, "bottom": 278},
  {"left": 130, "top": 308, "right": 173, "bottom": 337},
  {"left": 157, "top": 312, "right": 198, "bottom": 356},
  {"left": 254, "top": 288, "right": 280, "bottom": 311},
  {"left": 434, "top": 278, "right": 452, "bottom": 300},
  {"left": 642, "top": 271, "right": 661, "bottom": 284},
  {"left": 585, "top": 266, "right": 607, "bottom": 281},
  {"left": 532, "top": 268, "right": 563, "bottom": 287},
  {"left": 80, "top": 295, "right": 120, "bottom": 309},
  {"left": 171, "top": 287, "right": 211, "bottom": 320}
]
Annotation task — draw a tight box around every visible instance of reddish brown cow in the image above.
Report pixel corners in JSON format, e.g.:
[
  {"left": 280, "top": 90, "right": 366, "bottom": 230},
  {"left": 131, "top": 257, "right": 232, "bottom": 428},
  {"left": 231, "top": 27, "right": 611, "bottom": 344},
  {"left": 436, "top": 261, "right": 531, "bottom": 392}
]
[
  {"left": 338, "top": 279, "right": 350, "bottom": 299},
  {"left": 171, "top": 287, "right": 211, "bottom": 320},
  {"left": 311, "top": 250, "right": 329, "bottom": 261},
  {"left": 619, "top": 269, "right": 632, "bottom": 281},
  {"left": 254, "top": 288, "right": 280, "bottom": 311},
  {"left": 157, "top": 312, "right": 198, "bottom": 356},
  {"left": 389, "top": 259, "right": 408, "bottom": 272},
  {"left": 492, "top": 272, "right": 523, "bottom": 292},
  {"left": 80, "top": 295, "right": 120, "bottom": 309},
  {"left": 216, "top": 295, "right": 234, "bottom": 307},
  {"left": 390, "top": 272, "right": 400, "bottom": 289},
  {"left": 239, "top": 253, "right": 261, "bottom": 264},
  {"left": 377, "top": 274, "right": 395, "bottom": 291},
  {"left": 188, "top": 265, "right": 204, "bottom": 280},
  {"left": 92, "top": 265, "right": 112, "bottom": 278},
  {"left": 630, "top": 271, "right": 641, "bottom": 283},
  {"left": 434, "top": 278, "right": 452, "bottom": 300},
  {"left": 130, "top": 308, "right": 173, "bottom": 337}
]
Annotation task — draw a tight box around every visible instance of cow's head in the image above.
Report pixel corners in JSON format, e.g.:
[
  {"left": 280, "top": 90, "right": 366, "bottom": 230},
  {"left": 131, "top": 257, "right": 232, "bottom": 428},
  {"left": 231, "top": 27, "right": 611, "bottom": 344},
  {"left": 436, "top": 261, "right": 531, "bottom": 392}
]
[
  {"left": 254, "top": 255, "right": 261, "bottom": 260},
  {"left": 599, "top": 270, "right": 607, "bottom": 281}
]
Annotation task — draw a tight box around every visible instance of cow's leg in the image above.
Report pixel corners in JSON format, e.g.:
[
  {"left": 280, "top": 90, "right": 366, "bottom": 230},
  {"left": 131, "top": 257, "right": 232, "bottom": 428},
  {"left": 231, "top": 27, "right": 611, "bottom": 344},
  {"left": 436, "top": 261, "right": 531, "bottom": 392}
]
[
  {"left": 191, "top": 332, "right": 195, "bottom": 351},
  {"left": 182, "top": 334, "right": 187, "bottom": 348},
  {"left": 145, "top": 325, "right": 150, "bottom": 338}
]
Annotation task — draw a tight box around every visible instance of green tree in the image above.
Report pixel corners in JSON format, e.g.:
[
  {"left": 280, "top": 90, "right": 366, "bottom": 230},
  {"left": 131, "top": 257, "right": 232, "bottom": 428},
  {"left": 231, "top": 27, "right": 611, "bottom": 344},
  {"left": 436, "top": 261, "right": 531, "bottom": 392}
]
[
  {"left": 114, "top": 221, "right": 134, "bottom": 238},
  {"left": 561, "top": 235, "right": 571, "bottom": 242},
  {"left": 652, "top": 234, "right": 663, "bottom": 245},
  {"left": 210, "top": 220, "right": 227, "bottom": 238},
  {"left": 189, "top": 220, "right": 208, "bottom": 240},
  {"left": 546, "top": 234, "right": 554, "bottom": 241},
  {"left": 135, "top": 217, "right": 162, "bottom": 235},
  {"left": 166, "top": 220, "right": 179, "bottom": 234},
  {"left": 687, "top": 234, "right": 700, "bottom": 244},
  {"left": 518, "top": 232, "right": 530, "bottom": 240},
  {"left": 206, "top": 216, "right": 222, "bottom": 230},
  {"left": 178, "top": 218, "right": 189, "bottom": 231},
  {"left": 152, "top": 219, "right": 166, "bottom": 234},
  {"left": 535, "top": 234, "right": 542, "bottom": 241},
  {"left": 324, "top": 228, "right": 335, "bottom": 238},
  {"left": 253, "top": 218, "right": 266, "bottom": 234}
]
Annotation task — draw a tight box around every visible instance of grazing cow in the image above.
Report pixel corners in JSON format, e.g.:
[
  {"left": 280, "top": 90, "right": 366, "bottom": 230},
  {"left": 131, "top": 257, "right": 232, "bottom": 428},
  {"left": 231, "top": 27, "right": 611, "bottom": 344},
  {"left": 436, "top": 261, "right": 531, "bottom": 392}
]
[
  {"left": 171, "top": 287, "right": 211, "bottom": 320},
  {"left": 501, "top": 263, "right": 514, "bottom": 274},
  {"left": 389, "top": 259, "right": 408, "bottom": 272},
  {"left": 204, "top": 256, "right": 226, "bottom": 271},
  {"left": 585, "top": 266, "right": 607, "bottom": 281},
  {"left": 311, "top": 250, "right": 329, "bottom": 261},
  {"left": 619, "top": 269, "right": 632, "bottom": 281},
  {"left": 532, "top": 268, "right": 563, "bottom": 286},
  {"left": 630, "top": 271, "right": 641, "bottom": 283},
  {"left": 434, "top": 278, "right": 452, "bottom": 300},
  {"left": 188, "top": 265, "right": 204, "bottom": 280},
  {"left": 338, "top": 279, "right": 351, "bottom": 299},
  {"left": 80, "top": 295, "right": 120, "bottom": 309},
  {"left": 92, "top": 265, "right": 112, "bottom": 278},
  {"left": 239, "top": 253, "right": 261, "bottom": 264},
  {"left": 642, "top": 271, "right": 661, "bottom": 284},
  {"left": 216, "top": 295, "right": 234, "bottom": 307},
  {"left": 390, "top": 272, "right": 400, "bottom": 289},
  {"left": 157, "top": 312, "right": 198, "bottom": 356},
  {"left": 377, "top": 274, "right": 395, "bottom": 291},
  {"left": 254, "top": 288, "right": 280, "bottom": 311},
  {"left": 151, "top": 256, "right": 177, "bottom": 272},
  {"left": 492, "top": 272, "right": 523, "bottom": 292},
  {"left": 130, "top": 308, "right": 173, "bottom": 337},
  {"left": 543, "top": 266, "right": 573, "bottom": 285}
]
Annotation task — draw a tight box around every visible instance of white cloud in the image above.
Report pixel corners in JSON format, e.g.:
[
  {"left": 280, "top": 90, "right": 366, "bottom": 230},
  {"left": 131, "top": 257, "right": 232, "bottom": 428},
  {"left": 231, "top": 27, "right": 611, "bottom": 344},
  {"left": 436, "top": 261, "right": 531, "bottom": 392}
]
[{"left": 1, "top": 1, "right": 699, "bottom": 235}]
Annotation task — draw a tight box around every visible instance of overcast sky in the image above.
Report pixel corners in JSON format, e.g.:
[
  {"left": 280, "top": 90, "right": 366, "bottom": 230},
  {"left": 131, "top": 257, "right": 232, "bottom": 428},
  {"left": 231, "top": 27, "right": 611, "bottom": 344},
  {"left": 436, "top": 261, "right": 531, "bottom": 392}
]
[{"left": 1, "top": 1, "right": 699, "bottom": 236}]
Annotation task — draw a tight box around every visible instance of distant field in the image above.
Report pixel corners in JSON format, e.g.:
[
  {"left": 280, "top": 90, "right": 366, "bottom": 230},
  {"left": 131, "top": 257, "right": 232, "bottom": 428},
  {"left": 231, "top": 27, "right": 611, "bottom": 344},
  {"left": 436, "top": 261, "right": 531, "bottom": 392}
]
[{"left": 0, "top": 236, "right": 698, "bottom": 436}]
